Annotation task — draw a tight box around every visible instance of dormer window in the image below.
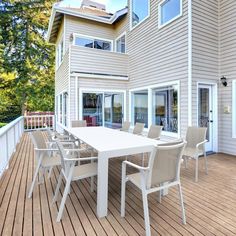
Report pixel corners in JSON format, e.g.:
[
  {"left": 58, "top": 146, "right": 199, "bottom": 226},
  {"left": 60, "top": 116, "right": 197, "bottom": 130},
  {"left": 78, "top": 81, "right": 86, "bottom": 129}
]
[
  {"left": 130, "top": 0, "right": 150, "bottom": 29},
  {"left": 56, "top": 36, "right": 64, "bottom": 68},
  {"left": 74, "top": 34, "right": 112, "bottom": 51}
]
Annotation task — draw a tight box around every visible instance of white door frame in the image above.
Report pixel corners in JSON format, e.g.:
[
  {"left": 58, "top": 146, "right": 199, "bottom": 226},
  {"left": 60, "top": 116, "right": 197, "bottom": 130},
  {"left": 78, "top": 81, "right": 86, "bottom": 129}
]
[{"left": 197, "top": 82, "right": 218, "bottom": 152}]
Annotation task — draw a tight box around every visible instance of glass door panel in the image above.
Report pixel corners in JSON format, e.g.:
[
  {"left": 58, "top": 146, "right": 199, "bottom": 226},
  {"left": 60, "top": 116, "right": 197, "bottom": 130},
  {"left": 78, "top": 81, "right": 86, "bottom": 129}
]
[
  {"left": 198, "top": 85, "right": 213, "bottom": 151},
  {"left": 82, "top": 93, "right": 103, "bottom": 126},
  {"left": 104, "top": 93, "right": 123, "bottom": 129}
]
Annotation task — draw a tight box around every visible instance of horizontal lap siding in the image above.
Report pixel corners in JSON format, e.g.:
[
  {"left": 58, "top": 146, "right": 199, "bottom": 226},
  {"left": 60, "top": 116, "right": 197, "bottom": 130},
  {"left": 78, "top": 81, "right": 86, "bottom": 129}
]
[
  {"left": 192, "top": 0, "right": 219, "bottom": 126},
  {"left": 55, "top": 50, "right": 70, "bottom": 95},
  {"left": 70, "top": 46, "right": 129, "bottom": 76},
  {"left": 128, "top": 0, "right": 189, "bottom": 136},
  {"left": 219, "top": 0, "right": 236, "bottom": 155},
  {"left": 65, "top": 15, "right": 114, "bottom": 50}
]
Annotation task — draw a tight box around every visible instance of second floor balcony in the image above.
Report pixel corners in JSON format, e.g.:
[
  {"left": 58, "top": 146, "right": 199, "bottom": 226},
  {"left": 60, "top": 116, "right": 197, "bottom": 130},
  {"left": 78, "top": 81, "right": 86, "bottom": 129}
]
[{"left": 69, "top": 45, "right": 129, "bottom": 80}]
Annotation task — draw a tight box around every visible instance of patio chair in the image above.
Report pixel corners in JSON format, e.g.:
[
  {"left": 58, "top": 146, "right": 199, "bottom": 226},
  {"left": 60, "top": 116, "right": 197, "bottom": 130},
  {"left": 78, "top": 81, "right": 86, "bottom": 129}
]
[
  {"left": 28, "top": 131, "right": 62, "bottom": 198},
  {"left": 121, "top": 141, "right": 186, "bottom": 236},
  {"left": 120, "top": 121, "right": 131, "bottom": 132},
  {"left": 71, "top": 120, "right": 87, "bottom": 127},
  {"left": 147, "top": 125, "right": 163, "bottom": 140},
  {"left": 133, "top": 122, "right": 145, "bottom": 135},
  {"left": 53, "top": 140, "right": 98, "bottom": 222},
  {"left": 183, "top": 126, "right": 208, "bottom": 182}
]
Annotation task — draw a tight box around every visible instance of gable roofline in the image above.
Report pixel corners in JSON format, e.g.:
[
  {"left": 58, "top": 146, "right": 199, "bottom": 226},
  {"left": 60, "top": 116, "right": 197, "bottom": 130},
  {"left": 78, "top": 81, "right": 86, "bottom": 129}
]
[{"left": 47, "top": 5, "right": 128, "bottom": 43}]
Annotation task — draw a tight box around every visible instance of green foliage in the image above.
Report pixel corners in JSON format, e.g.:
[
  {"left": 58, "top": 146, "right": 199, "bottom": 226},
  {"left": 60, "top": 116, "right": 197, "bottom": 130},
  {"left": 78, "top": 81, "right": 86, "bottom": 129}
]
[{"left": 0, "top": 0, "right": 56, "bottom": 121}]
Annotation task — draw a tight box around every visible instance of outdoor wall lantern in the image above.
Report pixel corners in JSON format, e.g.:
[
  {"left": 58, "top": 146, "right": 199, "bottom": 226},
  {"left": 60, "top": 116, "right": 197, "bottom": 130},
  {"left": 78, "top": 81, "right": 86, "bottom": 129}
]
[
  {"left": 69, "top": 33, "right": 74, "bottom": 42},
  {"left": 220, "top": 76, "right": 227, "bottom": 87}
]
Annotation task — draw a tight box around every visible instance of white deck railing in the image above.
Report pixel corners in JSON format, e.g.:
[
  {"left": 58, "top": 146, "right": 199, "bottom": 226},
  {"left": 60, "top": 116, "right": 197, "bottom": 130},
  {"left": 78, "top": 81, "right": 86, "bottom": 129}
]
[
  {"left": 24, "top": 115, "right": 55, "bottom": 131},
  {"left": 0, "top": 116, "right": 24, "bottom": 177}
]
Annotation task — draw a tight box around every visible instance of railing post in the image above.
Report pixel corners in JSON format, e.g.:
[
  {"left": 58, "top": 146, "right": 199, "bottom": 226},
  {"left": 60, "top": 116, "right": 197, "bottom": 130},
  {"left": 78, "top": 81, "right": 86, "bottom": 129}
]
[{"left": 6, "top": 131, "right": 9, "bottom": 169}]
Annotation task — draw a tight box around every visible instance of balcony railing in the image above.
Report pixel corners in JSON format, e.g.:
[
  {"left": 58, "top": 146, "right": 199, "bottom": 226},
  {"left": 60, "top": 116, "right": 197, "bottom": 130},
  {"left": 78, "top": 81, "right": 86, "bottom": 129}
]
[{"left": 70, "top": 45, "right": 129, "bottom": 79}]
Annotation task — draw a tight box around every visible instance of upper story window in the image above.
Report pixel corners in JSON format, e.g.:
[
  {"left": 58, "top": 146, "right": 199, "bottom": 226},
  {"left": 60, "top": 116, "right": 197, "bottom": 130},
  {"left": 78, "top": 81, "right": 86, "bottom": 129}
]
[
  {"left": 131, "top": 0, "right": 149, "bottom": 29},
  {"left": 116, "top": 33, "right": 126, "bottom": 53},
  {"left": 159, "top": 0, "right": 182, "bottom": 28},
  {"left": 74, "top": 34, "right": 112, "bottom": 51},
  {"left": 56, "top": 36, "right": 64, "bottom": 68}
]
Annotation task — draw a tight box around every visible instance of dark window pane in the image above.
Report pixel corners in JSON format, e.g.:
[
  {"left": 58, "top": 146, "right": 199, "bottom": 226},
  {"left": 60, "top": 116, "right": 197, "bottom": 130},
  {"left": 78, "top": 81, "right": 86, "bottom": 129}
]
[
  {"left": 94, "top": 40, "right": 111, "bottom": 51},
  {"left": 75, "top": 37, "right": 93, "bottom": 48}
]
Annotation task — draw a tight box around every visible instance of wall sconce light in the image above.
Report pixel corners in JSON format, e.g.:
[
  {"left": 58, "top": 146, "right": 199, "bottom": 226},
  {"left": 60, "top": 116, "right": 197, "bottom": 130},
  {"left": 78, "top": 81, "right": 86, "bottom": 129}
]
[
  {"left": 221, "top": 76, "right": 227, "bottom": 87},
  {"left": 69, "top": 33, "right": 74, "bottom": 42}
]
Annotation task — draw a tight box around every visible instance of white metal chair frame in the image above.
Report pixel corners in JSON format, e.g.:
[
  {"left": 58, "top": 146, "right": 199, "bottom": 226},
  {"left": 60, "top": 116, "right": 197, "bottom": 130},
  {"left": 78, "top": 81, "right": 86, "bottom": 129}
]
[
  {"left": 183, "top": 126, "right": 208, "bottom": 182},
  {"left": 28, "top": 131, "right": 74, "bottom": 198},
  {"left": 121, "top": 142, "right": 187, "bottom": 236},
  {"left": 53, "top": 141, "right": 98, "bottom": 222}
]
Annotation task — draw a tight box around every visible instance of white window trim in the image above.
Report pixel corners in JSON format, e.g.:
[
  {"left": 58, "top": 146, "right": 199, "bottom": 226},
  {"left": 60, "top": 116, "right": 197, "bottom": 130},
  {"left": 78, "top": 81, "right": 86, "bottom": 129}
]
[
  {"left": 129, "top": 80, "right": 180, "bottom": 138},
  {"left": 79, "top": 88, "right": 127, "bottom": 126},
  {"left": 130, "top": 0, "right": 150, "bottom": 31},
  {"left": 56, "top": 90, "right": 68, "bottom": 127},
  {"left": 232, "top": 80, "right": 236, "bottom": 138},
  {"left": 115, "top": 31, "right": 127, "bottom": 54},
  {"left": 73, "top": 33, "right": 113, "bottom": 52},
  {"left": 158, "top": 0, "right": 183, "bottom": 29},
  {"left": 56, "top": 34, "right": 64, "bottom": 69}
]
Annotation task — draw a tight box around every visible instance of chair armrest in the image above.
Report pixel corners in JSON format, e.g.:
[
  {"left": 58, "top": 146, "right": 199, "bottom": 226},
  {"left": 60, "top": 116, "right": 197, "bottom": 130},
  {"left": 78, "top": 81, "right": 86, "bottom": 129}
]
[
  {"left": 64, "top": 148, "right": 88, "bottom": 152},
  {"left": 196, "top": 139, "right": 208, "bottom": 148},
  {"left": 122, "top": 160, "right": 149, "bottom": 171},
  {"left": 64, "top": 156, "right": 98, "bottom": 162}
]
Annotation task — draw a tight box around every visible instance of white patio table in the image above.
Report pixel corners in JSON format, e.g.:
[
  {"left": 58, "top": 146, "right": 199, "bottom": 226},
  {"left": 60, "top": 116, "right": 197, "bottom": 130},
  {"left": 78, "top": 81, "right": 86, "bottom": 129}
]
[{"left": 67, "top": 126, "right": 165, "bottom": 218}]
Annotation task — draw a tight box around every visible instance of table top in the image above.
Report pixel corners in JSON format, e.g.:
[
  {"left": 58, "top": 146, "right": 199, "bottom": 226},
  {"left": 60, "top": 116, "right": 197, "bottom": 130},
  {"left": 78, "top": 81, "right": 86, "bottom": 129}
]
[{"left": 67, "top": 127, "right": 165, "bottom": 157}]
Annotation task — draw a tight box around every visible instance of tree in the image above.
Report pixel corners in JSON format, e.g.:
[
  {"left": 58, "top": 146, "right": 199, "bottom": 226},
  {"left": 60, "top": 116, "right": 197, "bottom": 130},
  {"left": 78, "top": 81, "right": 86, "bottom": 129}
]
[{"left": 0, "top": 0, "right": 55, "bottom": 119}]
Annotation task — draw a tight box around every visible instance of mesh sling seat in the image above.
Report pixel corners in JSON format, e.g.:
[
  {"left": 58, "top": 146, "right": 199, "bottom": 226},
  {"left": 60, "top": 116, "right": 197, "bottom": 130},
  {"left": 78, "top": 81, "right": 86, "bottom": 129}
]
[
  {"left": 120, "top": 121, "right": 131, "bottom": 132},
  {"left": 133, "top": 122, "right": 145, "bottom": 135},
  {"left": 183, "top": 126, "right": 208, "bottom": 182},
  {"left": 121, "top": 141, "right": 187, "bottom": 236},
  {"left": 147, "top": 125, "right": 163, "bottom": 140},
  {"left": 53, "top": 141, "right": 98, "bottom": 222},
  {"left": 71, "top": 120, "right": 87, "bottom": 127}
]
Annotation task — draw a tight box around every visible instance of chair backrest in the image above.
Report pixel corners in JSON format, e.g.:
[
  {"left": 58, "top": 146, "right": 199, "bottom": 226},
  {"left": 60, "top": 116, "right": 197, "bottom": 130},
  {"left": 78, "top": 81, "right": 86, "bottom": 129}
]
[
  {"left": 30, "top": 131, "right": 47, "bottom": 149},
  {"left": 185, "top": 126, "right": 207, "bottom": 151},
  {"left": 120, "top": 121, "right": 131, "bottom": 132},
  {"left": 71, "top": 120, "right": 87, "bottom": 127},
  {"left": 133, "top": 122, "right": 145, "bottom": 135},
  {"left": 146, "top": 141, "right": 186, "bottom": 189},
  {"left": 46, "top": 128, "right": 54, "bottom": 142},
  {"left": 56, "top": 141, "right": 67, "bottom": 172},
  {"left": 147, "top": 125, "right": 163, "bottom": 139}
]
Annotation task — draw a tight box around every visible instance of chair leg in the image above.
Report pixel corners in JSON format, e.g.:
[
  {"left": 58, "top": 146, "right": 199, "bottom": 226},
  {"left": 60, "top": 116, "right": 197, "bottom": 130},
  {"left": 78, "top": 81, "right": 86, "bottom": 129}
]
[
  {"left": 204, "top": 152, "right": 208, "bottom": 175},
  {"left": 195, "top": 157, "right": 199, "bottom": 182},
  {"left": 121, "top": 169, "right": 127, "bottom": 217},
  {"left": 56, "top": 179, "right": 71, "bottom": 222},
  {"left": 52, "top": 171, "right": 63, "bottom": 204},
  {"left": 142, "top": 192, "right": 151, "bottom": 236},
  {"left": 178, "top": 183, "right": 186, "bottom": 224},
  {"left": 28, "top": 161, "right": 42, "bottom": 198},
  {"left": 184, "top": 156, "right": 188, "bottom": 168},
  {"left": 48, "top": 167, "right": 53, "bottom": 179},
  {"left": 90, "top": 176, "right": 94, "bottom": 192},
  {"left": 142, "top": 153, "right": 145, "bottom": 167}
]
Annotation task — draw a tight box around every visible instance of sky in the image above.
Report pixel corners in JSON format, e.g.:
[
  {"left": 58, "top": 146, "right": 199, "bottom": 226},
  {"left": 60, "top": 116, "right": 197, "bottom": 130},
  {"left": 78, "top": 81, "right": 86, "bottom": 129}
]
[{"left": 60, "top": 0, "right": 127, "bottom": 13}]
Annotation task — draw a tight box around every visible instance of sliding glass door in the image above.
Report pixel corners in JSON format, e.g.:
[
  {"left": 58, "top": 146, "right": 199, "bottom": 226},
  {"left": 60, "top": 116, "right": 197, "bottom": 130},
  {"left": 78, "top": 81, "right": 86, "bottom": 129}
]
[
  {"left": 104, "top": 93, "right": 123, "bottom": 129},
  {"left": 82, "top": 91, "right": 124, "bottom": 128},
  {"left": 82, "top": 93, "right": 103, "bottom": 126}
]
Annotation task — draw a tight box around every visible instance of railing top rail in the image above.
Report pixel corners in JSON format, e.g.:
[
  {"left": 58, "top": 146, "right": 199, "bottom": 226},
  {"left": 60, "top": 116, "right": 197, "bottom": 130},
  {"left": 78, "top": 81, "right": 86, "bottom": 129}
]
[
  {"left": 24, "top": 115, "right": 54, "bottom": 117},
  {"left": 0, "top": 116, "right": 24, "bottom": 137}
]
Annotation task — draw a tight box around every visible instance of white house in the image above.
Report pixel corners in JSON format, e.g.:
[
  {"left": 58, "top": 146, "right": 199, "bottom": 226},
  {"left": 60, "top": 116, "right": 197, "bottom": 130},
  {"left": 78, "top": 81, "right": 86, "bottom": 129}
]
[{"left": 47, "top": 0, "right": 236, "bottom": 155}]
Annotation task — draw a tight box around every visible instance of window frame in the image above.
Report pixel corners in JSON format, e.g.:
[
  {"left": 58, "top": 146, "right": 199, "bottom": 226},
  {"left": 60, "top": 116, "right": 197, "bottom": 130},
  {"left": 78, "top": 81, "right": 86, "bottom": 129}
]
[
  {"left": 130, "top": 0, "right": 150, "bottom": 31},
  {"left": 56, "top": 35, "right": 64, "bottom": 69},
  {"left": 115, "top": 32, "right": 127, "bottom": 54},
  {"left": 129, "top": 81, "right": 180, "bottom": 137},
  {"left": 79, "top": 88, "right": 127, "bottom": 127},
  {"left": 57, "top": 90, "right": 68, "bottom": 127},
  {"left": 158, "top": 0, "right": 183, "bottom": 29},
  {"left": 73, "top": 33, "right": 113, "bottom": 52},
  {"left": 232, "top": 80, "right": 236, "bottom": 138}
]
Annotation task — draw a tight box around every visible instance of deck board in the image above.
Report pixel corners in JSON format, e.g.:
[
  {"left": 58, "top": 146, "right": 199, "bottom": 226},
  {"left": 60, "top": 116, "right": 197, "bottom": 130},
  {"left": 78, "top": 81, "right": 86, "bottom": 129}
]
[{"left": 1, "top": 133, "right": 236, "bottom": 236}]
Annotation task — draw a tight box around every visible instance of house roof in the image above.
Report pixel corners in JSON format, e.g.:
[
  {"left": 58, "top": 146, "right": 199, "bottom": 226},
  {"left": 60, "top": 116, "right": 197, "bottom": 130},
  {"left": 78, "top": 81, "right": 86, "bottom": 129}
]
[{"left": 47, "top": 4, "right": 128, "bottom": 44}]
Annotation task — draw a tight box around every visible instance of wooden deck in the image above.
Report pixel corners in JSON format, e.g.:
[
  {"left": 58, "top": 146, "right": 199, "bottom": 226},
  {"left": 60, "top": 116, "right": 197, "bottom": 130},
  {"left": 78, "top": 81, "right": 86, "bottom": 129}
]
[{"left": 1, "top": 133, "right": 236, "bottom": 236}]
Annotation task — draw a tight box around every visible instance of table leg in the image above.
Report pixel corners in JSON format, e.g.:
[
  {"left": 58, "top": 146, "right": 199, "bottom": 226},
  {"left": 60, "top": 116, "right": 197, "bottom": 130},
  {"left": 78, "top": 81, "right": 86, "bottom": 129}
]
[{"left": 97, "top": 153, "right": 109, "bottom": 218}]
